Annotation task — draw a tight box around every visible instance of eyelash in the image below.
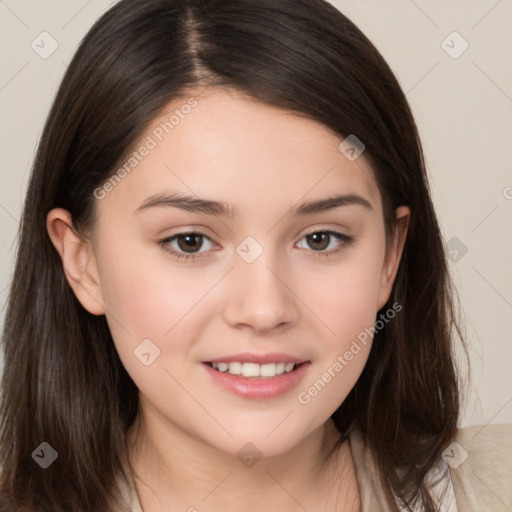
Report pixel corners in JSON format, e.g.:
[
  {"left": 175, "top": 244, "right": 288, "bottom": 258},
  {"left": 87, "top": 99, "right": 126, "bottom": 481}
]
[{"left": 159, "top": 229, "right": 354, "bottom": 262}]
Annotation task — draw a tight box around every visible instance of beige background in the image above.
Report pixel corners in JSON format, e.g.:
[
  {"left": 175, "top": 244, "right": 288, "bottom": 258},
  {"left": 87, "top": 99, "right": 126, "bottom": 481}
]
[{"left": 0, "top": 0, "right": 511, "bottom": 427}]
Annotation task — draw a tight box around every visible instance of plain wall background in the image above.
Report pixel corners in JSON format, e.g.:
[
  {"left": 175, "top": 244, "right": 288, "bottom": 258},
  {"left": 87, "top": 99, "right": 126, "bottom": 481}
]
[{"left": 0, "top": 0, "right": 511, "bottom": 427}]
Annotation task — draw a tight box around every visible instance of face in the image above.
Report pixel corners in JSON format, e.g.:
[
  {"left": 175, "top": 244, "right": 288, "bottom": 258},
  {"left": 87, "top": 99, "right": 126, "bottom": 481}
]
[{"left": 55, "top": 88, "right": 408, "bottom": 458}]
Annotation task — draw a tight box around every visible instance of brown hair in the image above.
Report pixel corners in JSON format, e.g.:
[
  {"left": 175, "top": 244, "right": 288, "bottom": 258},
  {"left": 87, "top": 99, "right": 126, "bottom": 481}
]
[{"left": 0, "top": 0, "right": 467, "bottom": 510}]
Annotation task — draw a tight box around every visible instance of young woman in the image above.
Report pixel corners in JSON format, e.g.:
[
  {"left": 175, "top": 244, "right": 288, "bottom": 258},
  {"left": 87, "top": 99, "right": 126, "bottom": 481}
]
[{"left": 1, "top": 0, "right": 510, "bottom": 511}]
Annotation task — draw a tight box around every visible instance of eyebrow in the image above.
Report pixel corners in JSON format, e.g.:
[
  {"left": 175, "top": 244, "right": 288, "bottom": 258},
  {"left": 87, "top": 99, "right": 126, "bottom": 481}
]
[{"left": 134, "top": 192, "right": 373, "bottom": 218}]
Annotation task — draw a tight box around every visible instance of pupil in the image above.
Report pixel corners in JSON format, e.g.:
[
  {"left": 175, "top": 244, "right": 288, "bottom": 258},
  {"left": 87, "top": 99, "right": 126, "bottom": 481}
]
[
  {"left": 308, "top": 232, "right": 328, "bottom": 250},
  {"left": 179, "top": 234, "right": 202, "bottom": 252}
]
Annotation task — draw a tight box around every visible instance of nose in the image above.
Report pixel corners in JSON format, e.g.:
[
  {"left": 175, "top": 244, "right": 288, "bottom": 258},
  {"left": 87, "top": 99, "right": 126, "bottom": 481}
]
[{"left": 222, "top": 247, "right": 300, "bottom": 334}]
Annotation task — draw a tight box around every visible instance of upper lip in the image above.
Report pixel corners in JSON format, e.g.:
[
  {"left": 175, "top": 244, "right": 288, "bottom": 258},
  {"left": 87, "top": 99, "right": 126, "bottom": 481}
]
[{"left": 204, "top": 352, "right": 309, "bottom": 365}]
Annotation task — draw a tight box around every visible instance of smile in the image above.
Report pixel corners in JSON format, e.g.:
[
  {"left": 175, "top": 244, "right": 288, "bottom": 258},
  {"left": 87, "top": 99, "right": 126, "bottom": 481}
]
[
  {"left": 208, "top": 361, "right": 299, "bottom": 378},
  {"left": 202, "top": 355, "right": 311, "bottom": 399}
]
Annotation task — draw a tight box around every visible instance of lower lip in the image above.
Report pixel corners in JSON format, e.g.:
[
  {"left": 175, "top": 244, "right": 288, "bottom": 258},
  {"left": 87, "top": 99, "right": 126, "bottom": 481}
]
[{"left": 202, "top": 362, "right": 310, "bottom": 399}]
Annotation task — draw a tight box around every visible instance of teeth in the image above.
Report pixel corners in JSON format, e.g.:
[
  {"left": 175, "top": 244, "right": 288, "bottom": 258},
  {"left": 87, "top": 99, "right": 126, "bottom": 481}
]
[
  {"left": 210, "top": 361, "right": 298, "bottom": 378},
  {"left": 228, "top": 362, "right": 242, "bottom": 375},
  {"left": 260, "top": 363, "right": 277, "bottom": 377},
  {"left": 242, "top": 363, "right": 260, "bottom": 377}
]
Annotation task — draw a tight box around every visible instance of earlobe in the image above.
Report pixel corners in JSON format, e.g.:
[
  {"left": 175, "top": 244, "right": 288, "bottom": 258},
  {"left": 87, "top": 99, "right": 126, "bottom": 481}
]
[
  {"left": 46, "top": 208, "right": 106, "bottom": 315},
  {"left": 377, "top": 206, "right": 410, "bottom": 310}
]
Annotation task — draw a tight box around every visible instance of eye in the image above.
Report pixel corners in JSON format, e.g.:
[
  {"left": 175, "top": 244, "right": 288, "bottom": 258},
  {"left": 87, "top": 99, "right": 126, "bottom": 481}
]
[
  {"left": 159, "top": 231, "right": 215, "bottom": 261},
  {"left": 296, "top": 230, "right": 353, "bottom": 256},
  {"left": 159, "top": 229, "right": 354, "bottom": 263}
]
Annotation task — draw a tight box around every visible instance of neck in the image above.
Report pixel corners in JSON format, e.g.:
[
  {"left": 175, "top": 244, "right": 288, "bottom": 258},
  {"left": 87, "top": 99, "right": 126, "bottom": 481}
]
[{"left": 126, "top": 404, "right": 359, "bottom": 511}]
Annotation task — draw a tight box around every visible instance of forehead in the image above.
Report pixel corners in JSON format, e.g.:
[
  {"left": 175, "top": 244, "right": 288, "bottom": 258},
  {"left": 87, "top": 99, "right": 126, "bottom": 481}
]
[{"left": 95, "top": 88, "right": 381, "bottom": 220}]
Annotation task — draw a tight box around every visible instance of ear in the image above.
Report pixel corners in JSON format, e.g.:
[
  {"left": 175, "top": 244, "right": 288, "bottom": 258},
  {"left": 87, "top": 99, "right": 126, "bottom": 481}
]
[
  {"left": 377, "top": 206, "right": 410, "bottom": 310},
  {"left": 46, "top": 208, "right": 106, "bottom": 315}
]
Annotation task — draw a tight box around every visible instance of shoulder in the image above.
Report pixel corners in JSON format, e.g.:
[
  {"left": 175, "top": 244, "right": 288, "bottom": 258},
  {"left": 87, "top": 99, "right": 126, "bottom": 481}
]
[
  {"left": 347, "top": 423, "right": 512, "bottom": 512},
  {"left": 448, "top": 423, "right": 512, "bottom": 512}
]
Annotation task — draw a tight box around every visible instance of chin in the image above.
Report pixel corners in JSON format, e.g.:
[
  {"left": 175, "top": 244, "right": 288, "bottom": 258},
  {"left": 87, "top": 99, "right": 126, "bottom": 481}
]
[{"left": 200, "top": 421, "right": 315, "bottom": 461}]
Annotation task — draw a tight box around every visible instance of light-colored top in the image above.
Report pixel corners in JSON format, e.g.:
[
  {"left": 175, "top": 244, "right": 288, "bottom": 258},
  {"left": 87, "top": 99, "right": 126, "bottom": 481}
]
[{"left": 114, "top": 423, "right": 512, "bottom": 511}]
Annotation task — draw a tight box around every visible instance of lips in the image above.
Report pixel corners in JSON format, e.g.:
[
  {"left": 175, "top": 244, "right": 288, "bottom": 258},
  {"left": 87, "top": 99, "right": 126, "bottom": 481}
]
[{"left": 202, "top": 352, "right": 311, "bottom": 399}]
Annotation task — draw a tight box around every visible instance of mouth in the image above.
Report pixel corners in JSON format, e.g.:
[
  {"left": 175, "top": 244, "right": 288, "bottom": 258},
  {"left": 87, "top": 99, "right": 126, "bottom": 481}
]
[
  {"left": 201, "top": 352, "right": 311, "bottom": 398},
  {"left": 202, "top": 359, "right": 311, "bottom": 399},
  {"left": 204, "top": 361, "right": 308, "bottom": 379}
]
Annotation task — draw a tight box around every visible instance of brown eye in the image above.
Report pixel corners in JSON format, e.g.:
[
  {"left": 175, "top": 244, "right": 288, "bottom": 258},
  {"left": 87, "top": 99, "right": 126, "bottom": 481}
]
[
  {"left": 305, "top": 232, "right": 331, "bottom": 251},
  {"left": 296, "top": 230, "right": 354, "bottom": 255},
  {"left": 159, "top": 231, "right": 215, "bottom": 261},
  {"left": 176, "top": 233, "right": 205, "bottom": 253}
]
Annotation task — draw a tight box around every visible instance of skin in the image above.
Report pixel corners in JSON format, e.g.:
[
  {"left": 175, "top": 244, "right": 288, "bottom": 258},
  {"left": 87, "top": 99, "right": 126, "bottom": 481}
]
[{"left": 47, "top": 87, "right": 409, "bottom": 511}]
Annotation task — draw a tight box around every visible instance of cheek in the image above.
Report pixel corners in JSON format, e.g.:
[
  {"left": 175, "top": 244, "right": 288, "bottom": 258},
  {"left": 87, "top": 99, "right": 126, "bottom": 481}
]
[
  {"left": 296, "top": 271, "right": 378, "bottom": 418},
  {"left": 293, "top": 237, "right": 386, "bottom": 409},
  {"left": 301, "top": 239, "right": 386, "bottom": 346},
  {"left": 95, "top": 243, "right": 216, "bottom": 373}
]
